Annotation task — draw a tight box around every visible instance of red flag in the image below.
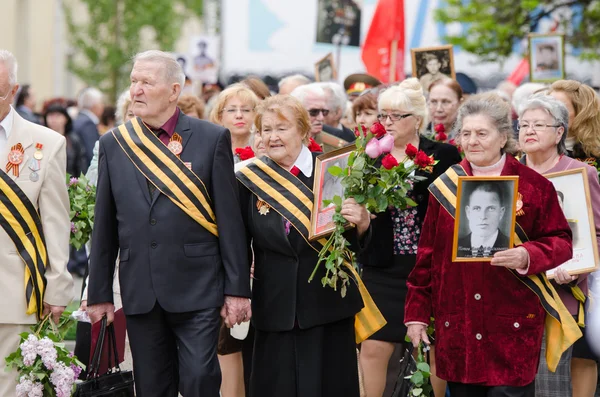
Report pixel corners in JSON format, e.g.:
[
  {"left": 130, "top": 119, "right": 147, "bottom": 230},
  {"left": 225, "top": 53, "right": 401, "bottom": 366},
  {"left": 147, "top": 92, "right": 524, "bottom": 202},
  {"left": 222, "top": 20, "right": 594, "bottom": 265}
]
[
  {"left": 507, "top": 57, "right": 530, "bottom": 86},
  {"left": 361, "top": 0, "right": 405, "bottom": 83}
]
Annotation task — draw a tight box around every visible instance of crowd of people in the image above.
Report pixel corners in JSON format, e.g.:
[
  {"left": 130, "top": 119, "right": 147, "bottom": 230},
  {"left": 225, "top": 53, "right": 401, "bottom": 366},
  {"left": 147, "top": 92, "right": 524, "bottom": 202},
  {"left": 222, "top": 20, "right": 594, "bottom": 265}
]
[{"left": 1, "top": 45, "right": 600, "bottom": 397}]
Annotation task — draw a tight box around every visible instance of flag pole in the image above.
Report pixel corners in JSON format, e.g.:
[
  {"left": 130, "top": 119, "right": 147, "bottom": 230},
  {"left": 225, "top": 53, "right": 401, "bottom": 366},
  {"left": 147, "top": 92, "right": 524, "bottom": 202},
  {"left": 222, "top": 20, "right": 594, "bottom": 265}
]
[{"left": 389, "top": 39, "right": 398, "bottom": 83}]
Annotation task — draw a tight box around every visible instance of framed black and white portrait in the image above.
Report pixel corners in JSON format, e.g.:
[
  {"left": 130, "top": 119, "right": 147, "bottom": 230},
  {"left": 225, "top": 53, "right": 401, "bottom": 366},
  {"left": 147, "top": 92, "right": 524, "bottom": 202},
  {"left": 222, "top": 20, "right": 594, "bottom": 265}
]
[
  {"left": 309, "top": 145, "right": 354, "bottom": 240},
  {"left": 314, "top": 53, "right": 337, "bottom": 82},
  {"left": 528, "top": 33, "right": 566, "bottom": 83},
  {"left": 452, "top": 176, "right": 519, "bottom": 262},
  {"left": 315, "top": 0, "right": 362, "bottom": 47},
  {"left": 545, "top": 168, "right": 599, "bottom": 277},
  {"left": 411, "top": 45, "right": 455, "bottom": 93}
]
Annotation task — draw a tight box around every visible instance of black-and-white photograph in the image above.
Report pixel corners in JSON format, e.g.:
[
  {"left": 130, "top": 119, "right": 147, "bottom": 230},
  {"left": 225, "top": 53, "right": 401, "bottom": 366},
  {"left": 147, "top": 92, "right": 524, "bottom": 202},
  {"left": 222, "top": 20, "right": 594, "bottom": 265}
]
[
  {"left": 528, "top": 33, "right": 566, "bottom": 83},
  {"left": 188, "top": 35, "right": 220, "bottom": 84},
  {"left": 316, "top": 0, "right": 362, "bottom": 47},
  {"left": 314, "top": 53, "right": 337, "bottom": 82},
  {"left": 411, "top": 45, "right": 455, "bottom": 92},
  {"left": 453, "top": 177, "right": 518, "bottom": 262}
]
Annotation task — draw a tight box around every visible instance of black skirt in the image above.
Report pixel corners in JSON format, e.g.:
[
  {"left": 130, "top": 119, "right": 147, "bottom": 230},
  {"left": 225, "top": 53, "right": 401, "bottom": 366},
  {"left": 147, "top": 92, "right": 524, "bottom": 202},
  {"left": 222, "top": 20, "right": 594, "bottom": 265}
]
[
  {"left": 362, "top": 254, "right": 416, "bottom": 343},
  {"left": 250, "top": 317, "right": 359, "bottom": 397}
]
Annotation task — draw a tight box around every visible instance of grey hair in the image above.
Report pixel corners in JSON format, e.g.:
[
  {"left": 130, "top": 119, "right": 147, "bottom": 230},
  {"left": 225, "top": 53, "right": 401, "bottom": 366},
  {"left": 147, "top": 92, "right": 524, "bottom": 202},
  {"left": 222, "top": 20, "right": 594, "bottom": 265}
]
[
  {"left": 0, "top": 49, "right": 18, "bottom": 86},
  {"left": 454, "top": 92, "right": 517, "bottom": 154},
  {"left": 133, "top": 50, "right": 186, "bottom": 90},
  {"left": 518, "top": 94, "right": 569, "bottom": 155},
  {"left": 316, "top": 82, "right": 347, "bottom": 112},
  {"left": 115, "top": 89, "right": 132, "bottom": 124},
  {"left": 511, "top": 83, "right": 547, "bottom": 113},
  {"left": 278, "top": 74, "right": 311, "bottom": 89},
  {"left": 290, "top": 83, "right": 326, "bottom": 106},
  {"left": 78, "top": 87, "right": 104, "bottom": 110}
]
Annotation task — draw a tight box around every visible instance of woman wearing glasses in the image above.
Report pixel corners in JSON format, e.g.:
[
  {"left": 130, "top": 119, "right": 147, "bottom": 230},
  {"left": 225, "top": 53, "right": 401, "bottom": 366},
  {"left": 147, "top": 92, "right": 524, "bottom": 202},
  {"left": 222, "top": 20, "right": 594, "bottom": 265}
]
[
  {"left": 210, "top": 83, "right": 260, "bottom": 164},
  {"left": 518, "top": 95, "right": 600, "bottom": 397},
  {"left": 359, "top": 78, "right": 461, "bottom": 397},
  {"left": 427, "top": 78, "right": 464, "bottom": 142}
]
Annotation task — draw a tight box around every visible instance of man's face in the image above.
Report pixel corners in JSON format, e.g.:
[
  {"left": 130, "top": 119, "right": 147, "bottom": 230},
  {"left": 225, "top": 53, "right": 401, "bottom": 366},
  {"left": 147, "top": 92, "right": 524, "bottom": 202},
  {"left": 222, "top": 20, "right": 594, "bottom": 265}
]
[
  {"left": 538, "top": 48, "right": 555, "bottom": 65},
  {"left": 129, "top": 61, "right": 178, "bottom": 123},
  {"left": 0, "top": 63, "right": 18, "bottom": 119},
  {"left": 426, "top": 58, "right": 441, "bottom": 74},
  {"left": 465, "top": 189, "right": 505, "bottom": 239},
  {"left": 303, "top": 93, "right": 328, "bottom": 136}
]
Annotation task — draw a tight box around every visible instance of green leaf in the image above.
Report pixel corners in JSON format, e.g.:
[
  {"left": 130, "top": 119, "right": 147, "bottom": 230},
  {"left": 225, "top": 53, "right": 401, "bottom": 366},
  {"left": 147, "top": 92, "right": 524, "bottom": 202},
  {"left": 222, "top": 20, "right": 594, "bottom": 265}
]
[
  {"left": 412, "top": 388, "right": 423, "bottom": 396},
  {"left": 327, "top": 166, "right": 343, "bottom": 177},
  {"left": 416, "top": 362, "right": 430, "bottom": 372},
  {"left": 333, "top": 195, "right": 342, "bottom": 207},
  {"left": 411, "top": 371, "right": 424, "bottom": 384}
]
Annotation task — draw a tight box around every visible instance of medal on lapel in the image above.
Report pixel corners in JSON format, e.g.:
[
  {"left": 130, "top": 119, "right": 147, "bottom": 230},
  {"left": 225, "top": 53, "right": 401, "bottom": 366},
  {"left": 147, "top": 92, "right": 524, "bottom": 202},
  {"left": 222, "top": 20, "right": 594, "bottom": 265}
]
[
  {"left": 33, "top": 143, "right": 44, "bottom": 160},
  {"left": 167, "top": 133, "right": 183, "bottom": 156},
  {"left": 28, "top": 143, "right": 43, "bottom": 182},
  {"left": 516, "top": 192, "right": 525, "bottom": 216},
  {"left": 6, "top": 143, "right": 24, "bottom": 177},
  {"left": 256, "top": 198, "right": 270, "bottom": 215}
]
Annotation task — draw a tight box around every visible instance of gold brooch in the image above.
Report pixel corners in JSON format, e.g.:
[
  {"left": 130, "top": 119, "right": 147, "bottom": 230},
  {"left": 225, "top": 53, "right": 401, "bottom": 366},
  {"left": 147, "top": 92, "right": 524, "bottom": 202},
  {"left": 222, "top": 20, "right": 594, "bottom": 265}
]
[
  {"left": 256, "top": 198, "right": 270, "bottom": 215},
  {"left": 516, "top": 192, "right": 525, "bottom": 216}
]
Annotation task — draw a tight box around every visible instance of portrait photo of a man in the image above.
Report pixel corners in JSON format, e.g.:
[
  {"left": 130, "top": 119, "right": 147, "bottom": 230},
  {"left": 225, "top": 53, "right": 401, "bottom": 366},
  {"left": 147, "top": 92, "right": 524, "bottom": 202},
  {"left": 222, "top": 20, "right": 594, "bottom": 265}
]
[
  {"left": 411, "top": 45, "right": 455, "bottom": 92},
  {"left": 529, "top": 34, "right": 565, "bottom": 82},
  {"left": 454, "top": 179, "right": 517, "bottom": 261}
]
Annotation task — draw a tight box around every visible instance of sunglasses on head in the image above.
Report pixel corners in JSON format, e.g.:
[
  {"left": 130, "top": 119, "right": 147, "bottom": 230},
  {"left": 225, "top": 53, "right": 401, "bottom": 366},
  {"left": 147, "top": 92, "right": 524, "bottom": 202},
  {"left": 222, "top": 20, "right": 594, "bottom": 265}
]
[{"left": 308, "top": 108, "right": 330, "bottom": 117}]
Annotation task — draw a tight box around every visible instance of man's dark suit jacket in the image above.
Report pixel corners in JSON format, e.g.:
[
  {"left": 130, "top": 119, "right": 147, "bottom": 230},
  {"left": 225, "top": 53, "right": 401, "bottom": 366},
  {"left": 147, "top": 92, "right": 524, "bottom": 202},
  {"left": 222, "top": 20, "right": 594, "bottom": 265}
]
[
  {"left": 72, "top": 112, "right": 99, "bottom": 170},
  {"left": 87, "top": 112, "right": 251, "bottom": 315},
  {"left": 238, "top": 152, "right": 368, "bottom": 331},
  {"left": 323, "top": 124, "right": 356, "bottom": 143},
  {"left": 456, "top": 231, "right": 510, "bottom": 258}
]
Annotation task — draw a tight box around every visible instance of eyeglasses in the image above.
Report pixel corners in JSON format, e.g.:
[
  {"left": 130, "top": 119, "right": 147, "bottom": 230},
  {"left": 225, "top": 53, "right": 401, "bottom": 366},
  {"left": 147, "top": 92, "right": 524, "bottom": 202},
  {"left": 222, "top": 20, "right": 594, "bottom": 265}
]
[
  {"left": 377, "top": 113, "right": 413, "bottom": 122},
  {"left": 0, "top": 89, "right": 11, "bottom": 101},
  {"left": 428, "top": 99, "right": 456, "bottom": 109},
  {"left": 307, "top": 108, "right": 330, "bottom": 117},
  {"left": 223, "top": 107, "right": 254, "bottom": 115},
  {"left": 517, "top": 122, "right": 560, "bottom": 132}
]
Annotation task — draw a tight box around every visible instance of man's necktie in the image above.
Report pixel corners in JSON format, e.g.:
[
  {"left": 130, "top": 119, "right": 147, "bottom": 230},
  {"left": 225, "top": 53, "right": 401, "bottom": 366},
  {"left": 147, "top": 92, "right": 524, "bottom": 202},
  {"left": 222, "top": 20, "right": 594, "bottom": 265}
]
[{"left": 476, "top": 245, "right": 485, "bottom": 257}]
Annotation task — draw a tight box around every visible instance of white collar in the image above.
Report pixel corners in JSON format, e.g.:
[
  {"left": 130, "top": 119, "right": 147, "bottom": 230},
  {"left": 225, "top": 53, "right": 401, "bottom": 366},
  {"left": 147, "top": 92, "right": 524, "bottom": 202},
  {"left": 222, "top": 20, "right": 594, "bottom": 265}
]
[
  {"left": 471, "top": 229, "right": 499, "bottom": 249},
  {"left": 80, "top": 109, "right": 99, "bottom": 125},
  {"left": 293, "top": 145, "right": 313, "bottom": 177},
  {"left": 0, "top": 106, "right": 15, "bottom": 139}
]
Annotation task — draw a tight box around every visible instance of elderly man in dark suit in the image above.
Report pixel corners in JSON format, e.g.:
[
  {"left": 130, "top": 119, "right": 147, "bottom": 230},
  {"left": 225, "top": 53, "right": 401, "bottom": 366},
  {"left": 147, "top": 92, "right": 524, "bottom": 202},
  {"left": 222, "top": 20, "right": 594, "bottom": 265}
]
[
  {"left": 72, "top": 87, "right": 104, "bottom": 170},
  {"left": 87, "top": 50, "right": 251, "bottom": 397}
]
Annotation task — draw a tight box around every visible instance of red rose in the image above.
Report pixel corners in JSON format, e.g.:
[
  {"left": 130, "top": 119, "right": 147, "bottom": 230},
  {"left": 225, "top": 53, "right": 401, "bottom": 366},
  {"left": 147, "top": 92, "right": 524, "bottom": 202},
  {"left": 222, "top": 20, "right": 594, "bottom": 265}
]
[
  {"left": 370, "top": 122, "right": 387, "bottom": 138},
  {"left": 434, "top": 123, "right": 445, "bottom": 133},
  {"left": 308, "top": 138, "right": 322, "bottom": 152},
  {"left": 405, "top": 143, "right": 418, "bottom": 158},
  {"left": 355, "top": 124, "right": 368, "bottom": 137},
  {"left": 414, "top": 150, "right": 435, "bottom": 168},
  {"left": 235, "top": 146, "right": 255, "bottom": 161},
  {"left": 381, "top": 154, "right": 399, "bottom": 170},
  {"left": 435, "top": 131, "right": 448, "bottom": 141}
]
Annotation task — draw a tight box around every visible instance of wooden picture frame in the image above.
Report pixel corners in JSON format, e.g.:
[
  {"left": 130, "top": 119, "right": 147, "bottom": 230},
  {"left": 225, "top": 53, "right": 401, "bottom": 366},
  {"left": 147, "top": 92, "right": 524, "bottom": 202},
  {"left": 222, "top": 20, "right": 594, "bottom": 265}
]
[
  {"left": 314, "top": 53, "right": 337, "bottom": 82},
  {"left": 452, "top": 176, "right": 519, "bottom": 262},
  {"left": 528, "top": 33, "right": 566, "bottom": 83},
  {"left": 410, "top": 45, "right": 456, "bottom": 92},
  {"left": 545, "top": 168, "right": 599, "bottom": 277},
  {"left": 309, "top": 145, "right": 355, "bottom": 240}
]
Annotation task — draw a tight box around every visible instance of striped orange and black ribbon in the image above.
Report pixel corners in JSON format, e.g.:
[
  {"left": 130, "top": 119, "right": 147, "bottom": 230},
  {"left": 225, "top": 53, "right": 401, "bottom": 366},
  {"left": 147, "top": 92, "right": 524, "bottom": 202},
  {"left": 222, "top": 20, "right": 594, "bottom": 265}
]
[
  {"left": 0, "top": 169, "right": 48, "bottom": 319},
  {"left": 112, "top": 117, "right": 218, "bottom": 237},
  {"left": 429, "top": 164, "right": 582, "bottom": 372},
  {"left": 236, "top": 157, "right": 386, "bottom": 343}
]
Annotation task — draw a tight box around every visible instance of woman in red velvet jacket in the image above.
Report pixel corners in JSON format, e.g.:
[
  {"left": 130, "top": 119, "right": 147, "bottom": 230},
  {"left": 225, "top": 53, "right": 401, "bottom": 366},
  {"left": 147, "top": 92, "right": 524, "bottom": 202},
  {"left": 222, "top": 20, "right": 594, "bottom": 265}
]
[{"left": 404, "top": 93, "right": 574, "bottom": 397}]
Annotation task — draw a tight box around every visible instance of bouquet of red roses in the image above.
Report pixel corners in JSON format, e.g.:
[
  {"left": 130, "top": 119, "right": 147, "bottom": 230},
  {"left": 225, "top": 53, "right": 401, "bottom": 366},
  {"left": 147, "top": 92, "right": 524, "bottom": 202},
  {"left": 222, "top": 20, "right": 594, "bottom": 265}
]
[{"left": 309, "top": 122, "right": 436, "bottom": 296}]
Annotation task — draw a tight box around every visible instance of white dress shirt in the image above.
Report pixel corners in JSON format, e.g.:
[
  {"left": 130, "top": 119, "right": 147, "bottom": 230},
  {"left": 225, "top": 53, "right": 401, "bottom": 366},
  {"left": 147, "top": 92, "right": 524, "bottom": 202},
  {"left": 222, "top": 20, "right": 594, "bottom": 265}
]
[
  {"left": 293, "top": 144, "right": 313, "bottom": 177},
  {"left": 0, "top": 106, "right": 15, "bottom": 154}
]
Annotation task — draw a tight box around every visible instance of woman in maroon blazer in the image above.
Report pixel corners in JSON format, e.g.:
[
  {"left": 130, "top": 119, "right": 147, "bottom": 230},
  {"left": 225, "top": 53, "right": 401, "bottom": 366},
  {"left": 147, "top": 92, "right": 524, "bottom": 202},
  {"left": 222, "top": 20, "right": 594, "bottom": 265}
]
[{"left": 405, "top": 93, "right": 573, "bottom": 397}]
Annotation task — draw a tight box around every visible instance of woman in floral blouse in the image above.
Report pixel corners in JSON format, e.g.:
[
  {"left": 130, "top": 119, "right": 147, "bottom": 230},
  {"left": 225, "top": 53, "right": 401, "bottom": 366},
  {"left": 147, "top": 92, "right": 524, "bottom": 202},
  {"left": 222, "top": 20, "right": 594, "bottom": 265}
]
[{"left": 359, "top": 78, "right": 461, "bottom": 397}]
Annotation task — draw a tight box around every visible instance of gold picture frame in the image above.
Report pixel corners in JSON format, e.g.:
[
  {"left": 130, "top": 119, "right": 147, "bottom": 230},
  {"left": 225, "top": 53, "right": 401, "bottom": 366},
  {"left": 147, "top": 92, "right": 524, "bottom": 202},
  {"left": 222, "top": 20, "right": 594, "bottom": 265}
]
[
  {"left": 410, "top": 45, "right": 456, "bottom": 92},
  {"left": 545, "top": 167, "right": 599, "bottom": 277},
  {"left": 528, "top": 33, "right": 566, "bottom": 83},
  {"left": 314, "top": 53, "right": 337, "bottom": 82},
  {"left": 309, "top": 145, "right": 355, "bottom": 241},
  {"left": 452, "top": 176, "right": 519, "bottom": 262}
]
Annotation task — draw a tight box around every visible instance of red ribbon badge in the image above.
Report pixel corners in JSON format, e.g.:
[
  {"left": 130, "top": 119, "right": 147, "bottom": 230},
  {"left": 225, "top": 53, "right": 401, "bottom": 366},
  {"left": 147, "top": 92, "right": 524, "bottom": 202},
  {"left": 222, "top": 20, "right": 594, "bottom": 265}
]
[{"left": 6, "top": 143, "right": 24, "bottom": 177}]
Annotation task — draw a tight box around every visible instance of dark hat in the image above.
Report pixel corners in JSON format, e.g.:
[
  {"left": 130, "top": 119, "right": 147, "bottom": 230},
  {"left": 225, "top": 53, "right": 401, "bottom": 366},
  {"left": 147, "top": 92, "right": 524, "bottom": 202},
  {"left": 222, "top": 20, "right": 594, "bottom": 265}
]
[
  {"left": 456, "top": 72, "right": 478, "bottom": 95},
  {"left": 343, "top": 73, "right": 382, "bottom": 95}
]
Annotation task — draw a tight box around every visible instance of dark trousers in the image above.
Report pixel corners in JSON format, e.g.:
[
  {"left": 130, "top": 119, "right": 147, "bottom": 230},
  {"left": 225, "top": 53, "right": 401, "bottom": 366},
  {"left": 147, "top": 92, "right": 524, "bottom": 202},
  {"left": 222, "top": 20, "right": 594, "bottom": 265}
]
[
  {"left": 126, "top": 303, "right": 221, "bottom": 397},
  {"left": 448, "top": 381, "right": 535, "bottom": 397}
]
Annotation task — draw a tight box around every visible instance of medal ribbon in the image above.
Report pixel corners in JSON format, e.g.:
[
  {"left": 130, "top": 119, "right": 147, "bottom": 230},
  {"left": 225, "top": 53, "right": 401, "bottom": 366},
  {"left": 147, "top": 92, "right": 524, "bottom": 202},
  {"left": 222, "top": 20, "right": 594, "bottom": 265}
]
[
  {"left": 428, "top": 164, "right": 582, "bottom": 372},
  {"left": 236, "top": 157, "right": 387, "bottom": 343},
  {"left": 6, "top": 143, "right": 24, "bottom": 177}
]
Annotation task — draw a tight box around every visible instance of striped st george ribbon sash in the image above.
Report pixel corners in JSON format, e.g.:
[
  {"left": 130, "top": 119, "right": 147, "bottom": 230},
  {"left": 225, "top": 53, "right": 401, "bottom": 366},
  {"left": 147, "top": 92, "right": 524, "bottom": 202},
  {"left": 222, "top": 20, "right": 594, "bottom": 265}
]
[
  {"left": 0, "top": 169, "right": 48, "bottom": 319},
  {"left": 236, "top": 156, "right": 386, "bottom": 343},
  {"left": 111, "top": 117, "right": 218, "bottom": 237},
  {"left": 429, "top": 164, "right": 582, "bottom": 372}
]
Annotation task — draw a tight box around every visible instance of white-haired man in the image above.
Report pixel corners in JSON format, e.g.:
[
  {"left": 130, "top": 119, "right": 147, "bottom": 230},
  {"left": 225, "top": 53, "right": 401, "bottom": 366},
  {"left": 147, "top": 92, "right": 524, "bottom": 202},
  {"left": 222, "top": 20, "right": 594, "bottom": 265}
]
[
  {"left": 278, "top": 74, "right": 310, "bottom": 95},
  {"left": 317, "top": 82, "right": 356, "bottom": 142},
  {"left": 0, "top": 49, "right": 73, "bottom": 395},
  {"left": 73, "top": 87, "right": 105, "bottom": 170},
  {"left": 86, "top": 50, "right": 251, "bottom": 397}
]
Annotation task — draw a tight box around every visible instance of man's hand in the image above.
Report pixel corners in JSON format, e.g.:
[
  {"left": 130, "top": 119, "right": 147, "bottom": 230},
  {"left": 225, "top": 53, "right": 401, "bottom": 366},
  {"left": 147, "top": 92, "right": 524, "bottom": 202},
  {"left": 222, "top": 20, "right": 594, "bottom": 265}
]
[
  {"left": 491, "top": 246, "right": 529, "bottom": 271},
  {"left": 43, "top": 303, "right": 66, "bottom": 324},
  {"left": 87, "top": 302, "right": 115, "bottom": 324},
  {"left": 220, "top": 296, "right": 251, "bottom": 328},
  {"left": 407, "top": 323, "right": 431, "bottom": 348}
]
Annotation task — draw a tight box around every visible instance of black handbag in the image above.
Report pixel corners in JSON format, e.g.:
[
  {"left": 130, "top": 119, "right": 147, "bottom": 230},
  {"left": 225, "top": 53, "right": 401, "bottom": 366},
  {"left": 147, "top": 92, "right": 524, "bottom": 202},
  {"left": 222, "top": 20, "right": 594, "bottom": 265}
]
[
  {"left": 391, "top": 344, "right": 431, "bottom": 397},
  {"left": 74, "top": 316, "right": 135, "bottom": 397}
]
